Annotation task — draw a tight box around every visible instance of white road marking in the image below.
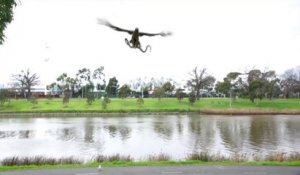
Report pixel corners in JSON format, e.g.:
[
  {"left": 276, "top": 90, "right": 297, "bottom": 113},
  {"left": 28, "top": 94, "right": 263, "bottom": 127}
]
[
  {"left": 75, "top": 173, "right": 99, "bottom": 175},
  {"left": 161, "top": 172, "right": 183, "bottom": 174}
]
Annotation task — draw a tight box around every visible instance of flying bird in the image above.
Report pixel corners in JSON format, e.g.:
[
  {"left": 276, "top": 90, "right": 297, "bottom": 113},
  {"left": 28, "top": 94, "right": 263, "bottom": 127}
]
[{"left": 97, "top": 18, "right": 172, "bottom": 53}]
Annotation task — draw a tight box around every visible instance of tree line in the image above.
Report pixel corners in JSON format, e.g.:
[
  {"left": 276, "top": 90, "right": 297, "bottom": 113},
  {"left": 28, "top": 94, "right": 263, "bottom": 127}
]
[{"left": 1, "top": 65, "right": 300, "bottom": 107}]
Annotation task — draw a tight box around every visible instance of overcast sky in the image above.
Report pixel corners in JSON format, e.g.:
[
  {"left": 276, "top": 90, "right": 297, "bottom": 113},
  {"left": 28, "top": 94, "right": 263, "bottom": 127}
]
[{"left": 0, "top": 0, "right": 299, "bottom": 87}]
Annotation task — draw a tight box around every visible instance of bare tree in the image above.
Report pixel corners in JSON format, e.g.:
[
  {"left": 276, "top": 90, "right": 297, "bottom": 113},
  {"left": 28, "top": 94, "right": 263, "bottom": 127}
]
[
  {"left": 11, "top": 69, "right": 40, "bottom": 99},
  {"left": 187, "top": 67, "right": 216, "bottom": 100},
  {"left": 281, "top": 67, "right": 300, "bottom": 98}
]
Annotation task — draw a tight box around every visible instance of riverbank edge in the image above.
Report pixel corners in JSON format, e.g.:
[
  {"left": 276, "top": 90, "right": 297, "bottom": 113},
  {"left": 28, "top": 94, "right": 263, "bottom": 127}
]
[
  {"left": 1, "top": 160, "right": 300, "bottom": 172},
  {"left": 1, "top": 108, "right": 300, "bottom": 117}
]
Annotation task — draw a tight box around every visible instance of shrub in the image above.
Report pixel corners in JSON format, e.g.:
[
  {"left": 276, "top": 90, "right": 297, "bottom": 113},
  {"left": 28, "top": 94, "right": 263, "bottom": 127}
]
[
  {"left": 101, "top": 97, "right": 111, "bottom": 110},
  {"left": 86, "top": 92, "right": 95, "bottom": 105},
  {"left": 29, "top": 97, "right": 38, "bottom": 108},
  {"left": 175, "top": 88, "right": 185, "bottom": 102},
  {"left": 0, "top": 89, "right": 9, "bottom": 107},
  {"left": 188, "top": 91, "right": 196, "bottom": 106},
  {"left": 137, "top": 97, "right": 144, "bottom": 108},
  {"left": 63, "top": 91, "right": 71, "bottom": 107}
]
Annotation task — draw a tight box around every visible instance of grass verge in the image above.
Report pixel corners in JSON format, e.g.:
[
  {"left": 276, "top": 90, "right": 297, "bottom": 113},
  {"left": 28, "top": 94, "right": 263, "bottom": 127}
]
[
  {"left": 1, "top": 160, "right": 300, "bottom": 172},
  {"left": 1, "top": 98, "right": 300, "bottom": 115}
]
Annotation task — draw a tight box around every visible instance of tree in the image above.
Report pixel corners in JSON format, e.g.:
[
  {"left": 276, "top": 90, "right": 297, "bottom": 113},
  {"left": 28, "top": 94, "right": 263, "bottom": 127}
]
[
  {"left": 130, "top": 77, "right": 149, "bottom": 98},
  {"left": 261, "top": 71, "right": 280, "bottom": 99},
  {"left": 162, "top": 81, "right": 175, "bottom": 97},
  {"left": 0, "top": 89, "right": 9, "bottom": 106},
  {"left": 101, "top": 97, "right": 111, "bottom": 110},
  {"left": 188, "top": 91, "right": 196, "bottom": 106},
  {"left": 248, "top": 80, "right": 264, "bottom": 102},
  {"left": 93, "top": 66, "right": 105, "bottom": 93},
  {"left": 56, "top": 73, "right": 72, "bottom": 105},
  {"left": 119, "top": 84, "right": 131, "bottom": 98},
  {"left": 246, "top": 69, "right": 279, "bottom": 102},
  {"left": 0, "top": 0, "right": 17, "bottom": 44},
  {"left": 281, "top": 67, "right": 300, "bottom": 98},
  {"left": 76, "top": 68, "right": 93, "bottom": 98},
  {"left": 153, "top": 86, "right": 165, "bottom": 100},
  {"left": 106, "top": 77, "right": 119, "bottom": 97},
  {"left": 11, "top": 69, "right": 40, "bottom": 99},
  {"left": 175, "top": 88, "right": 185, "bottom": 102},
  {"left": 187, "top": 67, "right": 216, "bottom": 100},
  {"left": 215, "top": 72, "right": 242, "bottom": 98},
  {"left": 86, "top": 92, "right": 95, "bottom": 105},
  {"left": 62, "top": 90, "right": 70, "bottom": 107}
]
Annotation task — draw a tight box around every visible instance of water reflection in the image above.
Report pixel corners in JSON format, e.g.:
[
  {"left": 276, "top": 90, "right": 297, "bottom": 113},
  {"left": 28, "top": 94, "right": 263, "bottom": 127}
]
[
  {"left": 19, "top": 130, "right": 35, "bottom": 139},
  {"left": 218, "top": 117, "right": 251, "bottom": 153},
  {"left": 188, "top": 116, "right": 218, "bottom": 152},
  {"left": 84, "top": 118, "right": 94, "bottom": 143},
  {"left": 103, "top": 125, "right": 132, "bottom": 141},
  {"left": 0, "top": 130, "right": 35, "bottom": 139},
  {"left": 152, "top": 117, "right": 174, "bottom": 140},
  {"left": 249, "top": 117, "right": 279, "bottom": 148},
  {"left": 56, "top": 127, "right": 77, "bottom": 141},
  {"left": 0, "top": 115, "right": 299, "bottom": 160},
  {"left": 0, "top": 131, "right": 17, "bottom": 138},
  {"left": 105, "top": 125, "right": 117, "bottom": 138}
]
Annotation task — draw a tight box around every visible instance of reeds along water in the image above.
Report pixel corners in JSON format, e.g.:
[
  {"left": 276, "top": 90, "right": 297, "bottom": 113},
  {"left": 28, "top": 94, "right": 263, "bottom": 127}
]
[
  {"left": 1, "top": 156, "right": 82, "bottom": 166},
  {"left": 92, "top": 154, "right": 133, "bottom": 162},
  {"left": 1, "top": 152, "right": 300, "bottom": 166}
]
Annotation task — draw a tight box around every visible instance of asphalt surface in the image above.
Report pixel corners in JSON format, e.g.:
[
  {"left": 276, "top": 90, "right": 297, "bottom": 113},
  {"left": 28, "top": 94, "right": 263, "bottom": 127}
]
[{"left": 0, "top": 165, "right": 299, "bottom": 175}]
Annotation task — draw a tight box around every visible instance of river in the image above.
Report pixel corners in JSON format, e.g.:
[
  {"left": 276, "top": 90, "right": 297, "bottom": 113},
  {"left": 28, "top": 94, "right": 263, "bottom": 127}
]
[{"left": 0, "top": 114, "right": 299, "bottom": 161}]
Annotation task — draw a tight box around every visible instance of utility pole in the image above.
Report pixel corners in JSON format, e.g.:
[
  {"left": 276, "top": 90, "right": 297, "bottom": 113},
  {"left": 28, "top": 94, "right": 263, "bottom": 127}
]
[
  {"left": 229, "top": 88, "right": 232, "bottom": 108},
  {"left": 141, "top": 84, "right": 143, "bottom": 98}
]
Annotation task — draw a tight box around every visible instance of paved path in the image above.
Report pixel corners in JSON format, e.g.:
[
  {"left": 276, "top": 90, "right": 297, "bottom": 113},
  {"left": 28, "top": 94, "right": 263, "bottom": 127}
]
[{"left": 0, "top": 165, "right": 299, "bottom": 175}]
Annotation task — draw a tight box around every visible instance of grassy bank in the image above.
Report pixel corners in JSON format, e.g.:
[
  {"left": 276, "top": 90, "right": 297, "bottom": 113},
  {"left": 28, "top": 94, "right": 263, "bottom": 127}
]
[
  {"left": 1, "top": 160, "right": 300, "bottom": 172},
  {"left": 0, "top": 98, "right": 300, "bottom": 114},
  {"left": 1, "top": 153, "right": 300, "bottom": 172}
]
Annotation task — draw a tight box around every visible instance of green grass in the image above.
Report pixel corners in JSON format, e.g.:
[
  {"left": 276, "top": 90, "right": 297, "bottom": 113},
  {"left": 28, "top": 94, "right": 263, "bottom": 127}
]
[
  {"left": 1, "top": 160, "right": 300, "bottom": 172},
  {"left": 0, "top": 98, "right": 300, "bottom": 113}
]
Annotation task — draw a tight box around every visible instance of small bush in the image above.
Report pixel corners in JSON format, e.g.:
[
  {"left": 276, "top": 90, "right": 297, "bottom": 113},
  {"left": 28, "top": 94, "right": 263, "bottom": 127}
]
[
  {"left": 0, "top": 89, "right": 9, "bottom": 107},
  {"left": 175, "top": 88, "right": 185, "bottom": 102},
  {"left": 63, "top": 91, "right": 71, "bottom": 107},
  {"left": 137, "top": 97, "right": 144, "bottom": 108},
  {"left": 86, "top": 92, "right": 95, "bottom": 105},
  {"left": 188, "top": 91, "right": 196, "bottom": 106},
  {"left": 29, "top": 97, "right": 38, "bottom": 109},
  {"left": 101, "top": 97, "right": 111, "bottom": 110}
]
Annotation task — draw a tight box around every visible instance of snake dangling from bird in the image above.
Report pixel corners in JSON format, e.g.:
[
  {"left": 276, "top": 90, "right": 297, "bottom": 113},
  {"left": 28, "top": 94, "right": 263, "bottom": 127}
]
[{"left": 125, "top": 38, "right": 151, "bottom": 53}]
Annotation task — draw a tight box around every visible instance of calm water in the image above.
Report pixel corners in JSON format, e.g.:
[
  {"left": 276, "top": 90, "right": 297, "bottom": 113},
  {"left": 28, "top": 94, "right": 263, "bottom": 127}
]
[{"left": 0, "top": 114, "right": 300, "bottom": 160}]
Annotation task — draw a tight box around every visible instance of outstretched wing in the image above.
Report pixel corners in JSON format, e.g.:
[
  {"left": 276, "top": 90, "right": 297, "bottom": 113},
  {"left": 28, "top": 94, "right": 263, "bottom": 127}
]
[
  {"left": 139, "top": 31, "right": 172, "bottom": 37},
  {"left": 97, "top": 18, "right": 134, "bottom": 35}
]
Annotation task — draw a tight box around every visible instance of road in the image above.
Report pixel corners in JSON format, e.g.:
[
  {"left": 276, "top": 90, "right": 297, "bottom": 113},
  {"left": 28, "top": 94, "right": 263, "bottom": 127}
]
[{"left": 0, "top": 165, "right": 299, "bottom": 175}]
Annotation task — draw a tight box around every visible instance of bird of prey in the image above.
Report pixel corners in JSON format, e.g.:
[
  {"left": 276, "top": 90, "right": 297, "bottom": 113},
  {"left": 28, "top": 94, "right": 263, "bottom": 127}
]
[{"left": 97, "top": 18, "right": 172, "bottom": 53}]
